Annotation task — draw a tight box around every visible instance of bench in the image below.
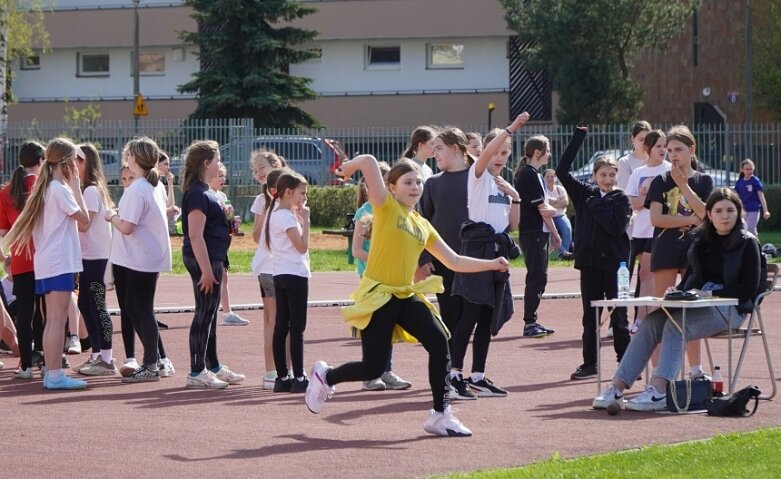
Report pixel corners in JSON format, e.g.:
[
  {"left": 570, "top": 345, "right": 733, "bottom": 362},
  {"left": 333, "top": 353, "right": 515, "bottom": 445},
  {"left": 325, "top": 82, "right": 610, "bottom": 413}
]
[{"left": 322, "top": 213, "right": 356, "bottom": 265}]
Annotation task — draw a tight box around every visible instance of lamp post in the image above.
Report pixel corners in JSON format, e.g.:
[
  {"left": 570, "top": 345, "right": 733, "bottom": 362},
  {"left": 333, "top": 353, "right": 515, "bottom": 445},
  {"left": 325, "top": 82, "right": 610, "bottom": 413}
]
[
  {"left": 133, "top": 0, "right": 140, "bottom": 132},
  {"left": 745, "top": 0, "right": 753, "bottom": 157},
  {"left": 487, "top": 102, "right": 495, "bottom": 130}
]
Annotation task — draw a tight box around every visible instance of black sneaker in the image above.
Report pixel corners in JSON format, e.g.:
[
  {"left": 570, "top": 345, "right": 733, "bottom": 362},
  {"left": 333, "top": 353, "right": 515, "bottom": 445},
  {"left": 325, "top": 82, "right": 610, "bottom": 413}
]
[
  {"left": 448, "top": 375, "right": 477, "bottom": 400},
  {"left": 121, "top": 366, "right": 161, "bottom": 383},
  {"left": 537, "top": 323, "right": 556, "bottom": 334},
  {"left": 273, "top": 376, "right": 292, "bottom": 393},
  {"left": 466, "top": 377, "right": 508, "bottom": 397},
  {"left": 570, "top": 364, "right": 597, "bottom": 380},
  {"left": 61, "top": 355, "right": 70, "bottom": 369},
  {"left": 157, "top": 320, "right": 169, "bottom": 330},
  {"left": 523, "top": 323, "right": 549, "bottom": 338},
  {"left": 290, "top": 377, "right": 309, "bottom": 394},
  {"left": 32, "top": 351, "right": 44, "bottom": 369}
]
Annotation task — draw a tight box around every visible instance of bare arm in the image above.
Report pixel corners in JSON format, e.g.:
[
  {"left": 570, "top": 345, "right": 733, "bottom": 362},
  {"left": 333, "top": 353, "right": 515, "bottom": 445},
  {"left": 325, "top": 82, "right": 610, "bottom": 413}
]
[
  {"left": 67, "top": 176, "right": 90, "bottom": 227},
  {"left": 187, "top": 210, "right": 219, "bottom": 294},
  {"left": 758, "top": 191, "right": 771, "bottom": 219},
  {"left": 336, "top": 155, "right": 387, "bottom": 207},
  {"left": 252, "top": 211, "right": 265, "bottom": 243},
  {"left": 475, "top": 112, "right": 529, "bottom": 178},
  {"left": 649, "top": 202, "right": 702, "bottom": 229},
  {"left": 426, "top": 236, "right": 509, "bottom": 273},
  {"left": 285, "top": 207, "right": 310, "bottom": 254},
  {"left": 78, "top": 211, "right": 98, "bottom": 233},
  {"left": 351, "top": 223, "right": 369, "bottom": 262}
]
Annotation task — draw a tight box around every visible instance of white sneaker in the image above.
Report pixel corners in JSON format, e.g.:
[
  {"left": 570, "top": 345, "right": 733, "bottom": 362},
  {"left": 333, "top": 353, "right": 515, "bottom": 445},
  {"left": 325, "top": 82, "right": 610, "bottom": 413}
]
[
  {"left": 305, "top": 360, "right": 334, "bottom": 414},
  {"left": 14, "top": 367, "right": 35, "bottom": 380},
  {"left": 423, "top": 406, "right": 472, "bottom": 437},
  {"left": 380, "top": 371, "right": 412, "bottom": 390},
  {"left": 119, "top": 358, "right": 139, "bottom": 377},
  {"left": 262, "top": 371, "right": 277, "bottom": 390},
  {"left": 592, "top": 384, "right": 625, "bottom": 410},
  {"left": 214, "top": 365, "right": 245, "bottom": 384},
  {"left": 222, "top": 312, "right": 250, "bottom": 326},
  {"left": 159, "top": 357, "right": 176, "bottom": 378},
  {"left": 629, "top": 319, "right": 642, "bottom": 335},
  {"left": 66, "top": 335, "right": 82, "bottom": 355},
  {"left": 186, "top": 369, "right": 228, "bottom": 389},
  {"left": 606, "top": 327, "right": 614, "bottom": 339},
  {"left": 626, "top": 385, "right": 667, "bottom": 412}
]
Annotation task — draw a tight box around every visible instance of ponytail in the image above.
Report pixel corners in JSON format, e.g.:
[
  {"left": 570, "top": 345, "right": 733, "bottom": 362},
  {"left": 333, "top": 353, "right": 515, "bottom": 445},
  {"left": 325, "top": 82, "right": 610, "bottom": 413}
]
[
  {"left": 8, "top": 140, "right": 45, "bottom": 211},
  {"left": 8, "top": 167, "right": 28, "bottom": 212},
  {"left": 264, "top": 195, "right": 277, "bottom": 250}
]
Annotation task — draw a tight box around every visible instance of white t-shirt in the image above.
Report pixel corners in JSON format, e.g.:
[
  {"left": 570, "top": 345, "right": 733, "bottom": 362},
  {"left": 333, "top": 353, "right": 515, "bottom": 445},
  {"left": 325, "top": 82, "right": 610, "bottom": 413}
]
[
  {"left": 110, "top": 178, "right": 172, "bottom": 273},
  {"left": 626, "top": 161, "right": 671, "bottom": 239},
  {"left": 268, "top": 208, "right": 310, "bottom": 278},
  {"left": 467, "top": 163, "right": 511, "bottom": 233},
  {"left": 79, "top": 185, "right": 112, "bottom": 260},
  {"left": 617, "top": 152, "right": 648, "bottom": 191},
  {"left": 33, "top": 180, "right": 83, "bottom": 279},
  {"left": 213, "top": 189, "right": 228, "bottom": 208},
  {"left": 545, "top": 184, "right": 568, "bottom": 217},
  {"left": 250, "top": 194, "right": 273, "bottom": 275}
]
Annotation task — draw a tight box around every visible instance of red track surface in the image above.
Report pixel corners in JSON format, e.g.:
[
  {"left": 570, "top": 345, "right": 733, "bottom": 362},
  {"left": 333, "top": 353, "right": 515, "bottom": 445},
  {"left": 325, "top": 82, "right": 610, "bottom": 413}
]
[{"left": 2, "top": 268, "right": 779, "bottom": 478}]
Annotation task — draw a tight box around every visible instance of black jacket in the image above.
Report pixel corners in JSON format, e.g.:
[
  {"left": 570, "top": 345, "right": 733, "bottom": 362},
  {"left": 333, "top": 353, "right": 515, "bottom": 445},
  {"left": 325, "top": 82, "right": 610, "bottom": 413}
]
[
  {"left": 452, "top": 221, "right": 518, "bottom": 335},
  {"left": 680, "top": 222, "right": 763, "bottom": 314},
  {"left": 555, "top": 128, "right": 631, "bottom": 272}
]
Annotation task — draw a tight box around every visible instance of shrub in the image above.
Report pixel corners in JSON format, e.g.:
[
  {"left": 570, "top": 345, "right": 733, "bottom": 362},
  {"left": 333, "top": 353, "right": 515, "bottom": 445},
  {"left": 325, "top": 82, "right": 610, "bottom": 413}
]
[
  {"left": 306, "top": 185, "right": 359, "bottom": 228},
  {"left": 759, "top": 184, "right": 781, "bottom": 231}
]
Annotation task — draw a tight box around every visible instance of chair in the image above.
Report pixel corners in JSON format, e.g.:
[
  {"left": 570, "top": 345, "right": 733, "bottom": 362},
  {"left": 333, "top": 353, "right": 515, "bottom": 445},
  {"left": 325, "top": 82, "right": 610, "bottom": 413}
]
[{"left": 705, "top": 263, "right": 778, "bottom": 399}]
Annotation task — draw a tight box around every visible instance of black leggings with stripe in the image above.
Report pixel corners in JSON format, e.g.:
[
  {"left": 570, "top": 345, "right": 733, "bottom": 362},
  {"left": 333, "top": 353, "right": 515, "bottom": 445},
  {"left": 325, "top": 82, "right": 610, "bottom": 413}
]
[{"left": 184, "top": 255, "right": 224, "bottom": 374}]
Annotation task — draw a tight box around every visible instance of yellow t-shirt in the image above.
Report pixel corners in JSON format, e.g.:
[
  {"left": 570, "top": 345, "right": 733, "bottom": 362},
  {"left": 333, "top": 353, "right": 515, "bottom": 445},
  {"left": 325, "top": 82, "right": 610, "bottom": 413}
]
[{"left": 363, "top": 196, "right": 439, "bottom": 286}]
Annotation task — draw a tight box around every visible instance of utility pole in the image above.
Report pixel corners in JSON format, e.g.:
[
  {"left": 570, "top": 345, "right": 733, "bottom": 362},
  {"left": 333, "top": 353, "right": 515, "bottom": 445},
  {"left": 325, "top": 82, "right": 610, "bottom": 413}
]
[
  {"left": 745, "top": 0, "right": 753, "bottom": 157},
  {"left": 133, "top": 0, "right": 140, "bottom": 133},
  {"left": 0, "top": 5, "right": 8, "bottom": 173}
]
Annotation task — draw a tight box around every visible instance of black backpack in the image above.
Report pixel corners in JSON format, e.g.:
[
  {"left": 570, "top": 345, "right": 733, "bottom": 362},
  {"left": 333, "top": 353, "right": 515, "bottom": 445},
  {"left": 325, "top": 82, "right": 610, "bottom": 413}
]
[{"left": 706, "top": 385, "right": 762, "bottom": 417}]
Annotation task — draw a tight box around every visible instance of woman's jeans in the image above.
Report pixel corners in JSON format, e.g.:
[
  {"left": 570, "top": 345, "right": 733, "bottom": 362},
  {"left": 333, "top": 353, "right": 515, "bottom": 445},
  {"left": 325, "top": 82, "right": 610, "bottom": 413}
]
[
  {"left": 614, "top": 306, "right": 744, "bottom": 386},
  {"left": 552, "top": 215, "right": 572, "bottom": 255}
]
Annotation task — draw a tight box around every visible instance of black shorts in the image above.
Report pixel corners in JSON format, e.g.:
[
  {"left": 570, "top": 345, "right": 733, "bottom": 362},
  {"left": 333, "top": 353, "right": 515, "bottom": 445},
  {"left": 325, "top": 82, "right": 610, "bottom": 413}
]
[
  {"left": 650, "top": 228, "right": 692, "bottom": 272},
  {"left": 631, "top": 238, "right": 652, "bottom": 258}
]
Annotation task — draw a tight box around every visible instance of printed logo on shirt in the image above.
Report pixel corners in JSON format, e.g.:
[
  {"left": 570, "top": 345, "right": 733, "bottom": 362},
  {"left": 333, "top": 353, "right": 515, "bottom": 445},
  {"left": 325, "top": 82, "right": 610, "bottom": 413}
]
[
  {"left": 747, "top": 185, "right": 753, "bottom": 193},
  {"left": 396, "top": 215, "right": 425, "bottom": 245},
  {"left": 665, "top": 187, "right": 693, "bottom": 217},
  {"left": 488, "top": 193, "right": 510, "bottom": 205}
]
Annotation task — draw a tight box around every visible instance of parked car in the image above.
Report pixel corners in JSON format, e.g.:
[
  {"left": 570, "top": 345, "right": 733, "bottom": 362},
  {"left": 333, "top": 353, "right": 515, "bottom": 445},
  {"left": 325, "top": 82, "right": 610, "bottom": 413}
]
[
  {"left": 99, "top": 150, "right": 122, "bottom": 185},
  {"left": 572, "top": 150, "right": 629, "bottom": 184},
  {"left": 218, "top": 136, "right": 348, "bottom": 186}
]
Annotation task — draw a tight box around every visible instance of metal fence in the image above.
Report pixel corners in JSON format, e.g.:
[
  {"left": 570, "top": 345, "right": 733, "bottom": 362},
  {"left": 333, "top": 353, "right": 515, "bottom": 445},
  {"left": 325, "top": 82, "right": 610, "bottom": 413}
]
[{"left": 3, "top": 119, "right": 780, "bottom": 186}]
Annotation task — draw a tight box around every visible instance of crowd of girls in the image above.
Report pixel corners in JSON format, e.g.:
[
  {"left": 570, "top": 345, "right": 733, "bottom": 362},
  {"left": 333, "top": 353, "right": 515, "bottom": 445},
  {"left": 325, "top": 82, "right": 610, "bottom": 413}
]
[{"left": 0, "top": 120, "right": 766, "bottom": 433}]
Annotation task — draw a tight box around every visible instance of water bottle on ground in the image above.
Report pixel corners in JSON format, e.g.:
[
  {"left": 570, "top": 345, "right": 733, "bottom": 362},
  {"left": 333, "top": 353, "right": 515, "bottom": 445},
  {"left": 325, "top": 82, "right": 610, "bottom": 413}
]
[
  {"left": 712, "top": 366, "right": 724, "bottom": 396},
  {"left": 617, "top": 261, "right": 631, "bottom": 300}
]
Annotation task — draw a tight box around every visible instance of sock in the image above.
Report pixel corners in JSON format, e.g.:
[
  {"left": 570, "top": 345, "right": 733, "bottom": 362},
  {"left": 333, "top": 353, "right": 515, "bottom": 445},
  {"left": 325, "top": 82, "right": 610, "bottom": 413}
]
[
  {"left": 90, "top": 352, "right": 100, "bottom": 361},
  {"left": 449, "top": 369, "right": 462, "bottom": 380},
  {"left": 100, "top": 349, "right": 113, "bottom": 363},
  {"left": 264, "top": 370, "right": 277, "bottom": 380},
  {"left": 295, "top": 376, "right": 305, "bottom": 381},
  {"left": 471, "top": 372, "right": 485, "bottom": 382},
  {"left": 690, "top": 364, "right": 703, "bottom": 374},
  {"left": 47, "top": 368, "right": 64, "bottom": 379},
  {"left": 210, "top": 365, "right": 221, "bottom": 373}
]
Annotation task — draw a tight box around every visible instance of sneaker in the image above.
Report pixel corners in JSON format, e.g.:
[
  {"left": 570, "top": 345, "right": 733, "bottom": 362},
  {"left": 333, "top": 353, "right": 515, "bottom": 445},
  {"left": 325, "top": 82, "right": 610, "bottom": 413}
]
[
  {"left": 186, "top": 369, "right": 228, "bottom": 389},
  {"left": 31, "top": 351, "right": 44, "bottom": 370},
  {"left": 570, "top": 364, "right": 598, "bottom": 380},
  {"left": 290, "top": 376, "right": 309, "bottom": 394},
  {"left": 79, "top": 359, "right": 118, "bottom": 376},
  {"left": 61, "top": 355, "right": 70, "bottom": 369},
  {"left": 121, "top": 366, "right": 161, "bottom": 383},
  {"left": 14, "top": 367, "right": 35, "bottom": 380},
  {"left": 66, "top": 335, "right": 81, "bottom": 355},
  {"left": 606, "top": 327, "right": 614, "bottom": 338},
  {"left": 537, "top": 323, "right": 556, "bottom": 334},
  {"left": 592, "top": 384, "right": 625, "bottom": 410},
  {"left": 120, "top": 358, "right": 139, "bottom": 377},
  {"left": 629, "top": 319, "right": 642, "bottom": 335},
  {"left": 305, "top": 360, "right": 335, "bottom": 414},
  {"left": 214, "top": 365, "right": 245, "bottom": 385},
  {"left": 362, "top": 378, "right": 386, "bottom": 391},
  {"left": 423, "top": 406, "right": 472, "bottom": 437},
  {"left": 43, "top": 373, "right": 88, "bottom": 390},
  {"left": 523, "top": 323, "right": 550, "bottom": 338},
  {"left": 158, "top": 358, "right": 176, "bottom": 378},
  {"left": 448, "top": 375, "right": 477, "bottom": 400},
  {"left": 689, "top": 370, "right": 712, "bottom": 381},
  {"left": 273, "top": 375, "right": 292, "bottom": 393},
  {"left": 222, "top": 312, "right": 250, "bottom": 326},
  {"left": 381, "top": 371, "right": 412, "bottom": 390},
  {"left": 262, "top": 371, "right": 277, "bottom": 390},
  {"left": 626, "top": 385, "right": 667, "bottom": 412},
  {"left": 466, "top": 377, "right": 508, "bottom": 397},
  {"left": 72, "top": 358, "right": 98, "bottom": 373}
]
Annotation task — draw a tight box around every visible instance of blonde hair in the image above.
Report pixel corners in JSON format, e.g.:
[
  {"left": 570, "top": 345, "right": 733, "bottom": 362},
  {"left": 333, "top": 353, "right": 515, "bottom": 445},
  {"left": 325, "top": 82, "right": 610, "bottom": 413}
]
[
  {"left": 2, "top": 137, "right": 78, "bottom": 258},
  {"left": 124, "top": 137, "right": 161, "bottom": 187}
]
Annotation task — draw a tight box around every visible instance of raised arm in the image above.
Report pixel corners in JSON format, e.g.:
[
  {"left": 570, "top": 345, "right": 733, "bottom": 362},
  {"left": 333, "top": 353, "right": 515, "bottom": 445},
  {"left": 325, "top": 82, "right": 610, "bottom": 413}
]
[
  {"left": 475, "top": 112, "right": 529, "bottom": 178},
  {"left": 336, "top": 155, "right": 387, "bottom": 207}
]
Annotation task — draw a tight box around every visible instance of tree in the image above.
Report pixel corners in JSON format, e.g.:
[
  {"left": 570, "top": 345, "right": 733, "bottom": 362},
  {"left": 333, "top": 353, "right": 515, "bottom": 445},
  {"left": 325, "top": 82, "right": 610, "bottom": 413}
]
[
  {"left": 753, "top": 0, "right": 781, "bottom": 119},
  {"left": 500, "top": 0, "right": 699, "bottom": 124},
  {"left": 179, "top": 0, "right": 322, "bottom": 128}
]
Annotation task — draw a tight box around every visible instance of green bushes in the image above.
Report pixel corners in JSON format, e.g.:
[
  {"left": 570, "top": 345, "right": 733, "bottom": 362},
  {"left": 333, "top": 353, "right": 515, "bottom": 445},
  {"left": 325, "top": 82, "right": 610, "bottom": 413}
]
[
  {"left": 306, "top": 185, "right": 359, "bottom": 227},
  {"left": 759, "top": 184, "right": 781, "bottom": 231}
]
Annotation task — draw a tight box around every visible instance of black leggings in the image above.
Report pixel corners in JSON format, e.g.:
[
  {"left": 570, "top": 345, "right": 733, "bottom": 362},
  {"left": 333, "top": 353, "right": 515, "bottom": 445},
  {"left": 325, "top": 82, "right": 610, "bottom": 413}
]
[
  {"left": 432, "top": 258, "right": 463, "bottom": 353},
  {"left": 327, "top": 296, "right": 451, "bottom": 412},
  {"left": 184, "top": 255, "right": 224, "bottom": 374},
  {"left": 78, "top": 259, "right": 112, "bottom": 352},
  {"left": 580, "top": 266, "right": 630, "bottom": 366},
  {"left": 273, "top": 274, "right": 308, "bottom": 379},
  {"left": 450, "top": 300, "right": 492, "bottom": 373},
  {"left": 12, "top": 272, "right": 43, "bottom": 369},
  {"left": 113, "top": 264, "right": 161, "bottom": 367}
]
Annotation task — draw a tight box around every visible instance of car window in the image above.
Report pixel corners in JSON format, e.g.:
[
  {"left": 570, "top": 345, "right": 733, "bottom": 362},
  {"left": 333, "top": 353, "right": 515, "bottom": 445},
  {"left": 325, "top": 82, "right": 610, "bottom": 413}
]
[{"left": 258, "top": 141, "right": 320, "bottom": 162}]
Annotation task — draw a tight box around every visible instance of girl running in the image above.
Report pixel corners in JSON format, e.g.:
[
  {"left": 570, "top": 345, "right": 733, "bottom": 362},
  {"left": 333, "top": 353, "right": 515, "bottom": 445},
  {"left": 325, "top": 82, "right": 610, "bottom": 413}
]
[
  {"left": 734, "top": 158, "right": 770, "bottom": 237},
  {"left": 4, "top": 137, "right": 90, "bottom": 390},
  {"left": 306, "top": 155, "right": 509, "bottom": 437},
  {"left": 180, "top": 140, "right": 245, "bottom": 389}
]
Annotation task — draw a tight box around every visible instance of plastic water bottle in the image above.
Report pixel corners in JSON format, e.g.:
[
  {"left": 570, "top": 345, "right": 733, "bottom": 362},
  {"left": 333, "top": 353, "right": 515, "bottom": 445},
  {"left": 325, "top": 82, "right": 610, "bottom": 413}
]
[
  {"left": 712, "top": 366, "right": 724, "bottom": 396},
  {"left": 617, "top": 261, "right": 631, "bottom": 300}
]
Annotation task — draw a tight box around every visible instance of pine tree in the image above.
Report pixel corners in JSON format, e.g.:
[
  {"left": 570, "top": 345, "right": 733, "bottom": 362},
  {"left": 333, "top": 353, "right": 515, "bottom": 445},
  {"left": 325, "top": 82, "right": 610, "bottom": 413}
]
[{"left": 179, "top": 0, "right": 321, "bottom": 128}]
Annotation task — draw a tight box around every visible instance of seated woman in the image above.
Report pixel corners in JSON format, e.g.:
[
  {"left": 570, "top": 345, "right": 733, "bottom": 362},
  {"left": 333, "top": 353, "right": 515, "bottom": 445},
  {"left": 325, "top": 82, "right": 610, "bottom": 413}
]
[
  {"left": 595, "top": 188, "right": 762, "bottom": 412},
  {"left": 543, "top": 169, "right": 573, "bottom": 259}
]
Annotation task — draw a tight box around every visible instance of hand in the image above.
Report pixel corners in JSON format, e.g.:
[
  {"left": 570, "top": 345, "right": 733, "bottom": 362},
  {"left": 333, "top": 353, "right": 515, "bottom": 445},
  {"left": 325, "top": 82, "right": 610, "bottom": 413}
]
[
  {"left": 335, "top": 157, "right": 362, "bottom": 178},
  {"left": 508, "top": 112, "right": 530, "bottom": 132},
  {"left": 166, "top": 171, "right": 174, "bottom": 182},
  {"left": 670, "top": 163, "right": 688, "bottom": 188},
  {"left": 493, "top": 257, "right": 510, "bottom": 272},
  {"left": 550, "top": 232, "right": 562, "bottom": 251},
  {"left": 67, "top": 164, "right": 81, "bottom": 190},
  {"left": 296, "top": 205, "right": 311, "bottom": 224},
  {"left": 539, "top": 203, "right": 557, "bottom": 218},
  {"left": 197, "top": 270, "right": 219, "bottom": 294},
  {"left": 104, "top": 209, "right": 117, "bottom": 222},
  {"left": 763, "top": 211, "right": 771, "bottom": 220},
  {"left": 413, "top": 262, "right": 434, "bottom": 282},
  {"left": 494, "top": 176, "right": 518, "bottom": 200},
  {"left": 224, "top": 204, "right": 235, "bottom": 216}
]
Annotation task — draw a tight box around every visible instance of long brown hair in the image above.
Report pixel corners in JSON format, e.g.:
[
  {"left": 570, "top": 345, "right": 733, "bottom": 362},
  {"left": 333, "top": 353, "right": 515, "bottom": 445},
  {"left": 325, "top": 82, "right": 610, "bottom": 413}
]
[
  {"left": 264, "top": 171, "right": 308, "bottom": 249},
  {"left": 513, "top": 135, "right": 549, "bottom": 178},
  {"left": 181, "top": 140, "right": 219, "bottom": 193},
  {"left": 402, "top": 126, "right": 437, "bottom": 159},
  {"left": 124, "top": 137, "right": 161, "bottom": 187},
  {"left": 666, "top": 125, "right": 698, "bottom": 170},
  {"left": 3, "top": 138, "right": 78, "bottom": 258},
  {"left": 436, "top": 127, "right": 475, "bottom": 167},
  {"left": 78, "top": 142, "right": 114, "bottom": 209},
  {"left": 8, "top": 140, "right": 45, "bottom": 211}
]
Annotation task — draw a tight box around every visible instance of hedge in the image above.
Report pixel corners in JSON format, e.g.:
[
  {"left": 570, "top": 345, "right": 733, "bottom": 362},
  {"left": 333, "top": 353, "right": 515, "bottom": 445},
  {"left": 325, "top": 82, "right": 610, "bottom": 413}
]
[
  {"left": 307, "top": 185, "right": 359, "bottom": 228},
  {"left": 759, "top": 184, "right": 781, "bottom": 231}
]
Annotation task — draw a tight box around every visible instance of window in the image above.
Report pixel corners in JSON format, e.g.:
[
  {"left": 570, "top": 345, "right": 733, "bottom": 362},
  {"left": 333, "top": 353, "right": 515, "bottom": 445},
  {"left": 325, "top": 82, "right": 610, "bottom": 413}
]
[
  {"left": 427, "top": 43, "right": 464, "bottom": 69},
  {"left": 20, "top": 54, "right": 40, "bottom": 70},
  {"left": 78, "top": 52, "right": 110, "bottom": 77},
  {"left": 139, "top": 51, "right": 165, "bottom": 75},
  {"left": 365, "top": 45, "right": 400, "bottom": 69}
]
